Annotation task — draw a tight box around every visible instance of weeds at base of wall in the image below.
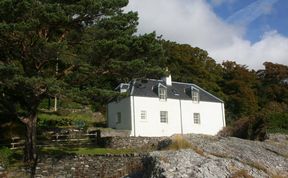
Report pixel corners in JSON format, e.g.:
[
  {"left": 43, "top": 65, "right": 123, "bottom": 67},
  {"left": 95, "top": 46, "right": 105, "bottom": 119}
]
[{"left": 161, "top": 135, "right": 205, "bottom": 156}]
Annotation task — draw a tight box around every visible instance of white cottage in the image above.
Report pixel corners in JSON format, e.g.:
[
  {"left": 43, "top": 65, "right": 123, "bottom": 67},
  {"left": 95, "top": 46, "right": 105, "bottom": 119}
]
[{"left": 107, "top": 74, "right": 226, "bottom": 137}]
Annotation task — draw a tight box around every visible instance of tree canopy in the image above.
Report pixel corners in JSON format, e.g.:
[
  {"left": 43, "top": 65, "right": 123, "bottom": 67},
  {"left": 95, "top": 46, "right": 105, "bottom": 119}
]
[{"left": 0, "top": 0, "right": 165, "bottom": 163}]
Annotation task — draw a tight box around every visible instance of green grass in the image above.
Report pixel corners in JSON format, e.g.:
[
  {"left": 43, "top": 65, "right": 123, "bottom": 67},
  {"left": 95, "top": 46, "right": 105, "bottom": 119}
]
[
  {"left": 72, "top": 147, "right": 135, "bottom": 155},
  {"left": 40, "top": 146, "right": 136, "bottom": 155},
  {"left": 37, "top": 111, "right": 96, "bottom": 130},
  {"left": 0, "top": 146, "right": 13, "bottom": 167},
  {"left": 267, "top": 128, "right": 288, "bottom": 134}
]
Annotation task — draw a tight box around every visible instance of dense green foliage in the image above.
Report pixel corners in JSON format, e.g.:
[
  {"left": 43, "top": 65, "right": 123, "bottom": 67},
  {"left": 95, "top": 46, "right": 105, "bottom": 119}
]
[
  {"left": 0, "top": 0, "right": 287, "bottom": 163},
  {"left": 37, "top": 112, "right": 95, "bottom": 130},
  {"left": 266, "top": 112, "right": 288, "bottom": 133},
  {"left": 0, "top": 146, "right": 13, "bottom": 167},
  {"left": 0, "top": 0, "right": 165, "bottom": 162},
  {"left": 162, "top": 41, "right": 288, "bottom": 138},
  {"left": 162, "top": 41, "right": 287, "bottom": 136},
  {"left": 162, "top": 42, "right": 224, "bottom": 98}
]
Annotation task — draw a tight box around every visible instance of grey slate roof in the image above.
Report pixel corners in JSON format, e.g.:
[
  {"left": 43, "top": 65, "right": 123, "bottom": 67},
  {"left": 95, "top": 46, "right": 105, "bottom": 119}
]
[{"left": 127, "top": 79, "right": 223, "bottom": 103}]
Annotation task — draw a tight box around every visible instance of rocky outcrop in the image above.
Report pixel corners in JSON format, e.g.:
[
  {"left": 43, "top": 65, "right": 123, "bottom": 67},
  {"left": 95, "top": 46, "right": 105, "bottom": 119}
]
[{"left": 143, "top": 134, "right": 288, "bottom": 178}]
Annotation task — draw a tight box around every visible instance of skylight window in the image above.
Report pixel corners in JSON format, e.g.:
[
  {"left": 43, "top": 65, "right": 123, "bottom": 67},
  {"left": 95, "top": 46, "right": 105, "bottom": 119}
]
[
  {"left": 116, "top": 83, "right": 130, "bottom": 93},
  {"left": 172, "top": 89, "right": 179, "bottom": 96},
  {"left": 121, "top": 84, "right": 129, "bottom": 89}
]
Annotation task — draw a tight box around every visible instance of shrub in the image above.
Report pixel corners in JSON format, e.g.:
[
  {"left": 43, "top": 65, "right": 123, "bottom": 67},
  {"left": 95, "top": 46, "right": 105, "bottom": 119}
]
[
  {"left": 156, "top": 135, "right": 205, "bottom": 156},
  {"left": 168, "top": 135, "right": 192, "bottom": 150},
  {"left": 0, "top": 147, "right": 13, "bottom": 167},
  {"left": 37, "top": 113, "right": 71, "bottom": 130},
  {"left": 157, "top": 135, "right": 192, "bottom": 150},
  {"left": 218, "top": 115, "right": 267, "bottom": 141},
  {"left": 159, "top": 135, "right": 204, "bottom": 154},
  {"left": 37, "top": 112, "right": 95, "bottom": 130},
  {"left": 217, "top": 126, "right": 233, "bottom": 137},
  {"left": 267, "top": 112, "right": 288, "bottom": 134}
]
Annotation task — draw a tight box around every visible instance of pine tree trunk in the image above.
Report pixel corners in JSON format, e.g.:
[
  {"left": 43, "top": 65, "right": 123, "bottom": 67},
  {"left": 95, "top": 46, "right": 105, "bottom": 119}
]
[{"left": 20, "top": 112, "right": 38, "bottom": 163}]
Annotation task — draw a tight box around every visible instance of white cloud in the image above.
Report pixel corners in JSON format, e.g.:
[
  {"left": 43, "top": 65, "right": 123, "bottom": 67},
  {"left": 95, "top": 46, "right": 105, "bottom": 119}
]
[
  {"left": 210, "top": 0, "right": 235, "bottom": 7},
  {"left": 126, "top": 0, "right": 288, "bottom": 69},
  {"left": 211, "top": 31, "right": 288, "bottom": 69}
]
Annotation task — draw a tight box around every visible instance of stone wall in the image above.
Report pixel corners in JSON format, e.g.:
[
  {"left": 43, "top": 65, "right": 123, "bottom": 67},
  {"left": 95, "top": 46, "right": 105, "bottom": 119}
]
[
  {"left": 1, "top": 136, "right": 169, "bottom": 177},
  {"left": 4, "top": 154, "right": 145, "bottom": 178},
  {"left": 103, "top": 136, "right": 168, "bottom": 150}
]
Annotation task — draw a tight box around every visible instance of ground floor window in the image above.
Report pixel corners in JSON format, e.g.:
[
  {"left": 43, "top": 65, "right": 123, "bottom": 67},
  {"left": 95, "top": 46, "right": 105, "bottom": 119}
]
[
  {"left": 160, "top": 111, "right": 168, "bottom": 123},
  {"left": 116, "top": 112, "right": 121, "bottom": 124},
  {"left": 193, "top": 113, "right": 200, "bottom": 124},
  {"left": 141, "top": 110, "right": 147, "bottom": 120}
]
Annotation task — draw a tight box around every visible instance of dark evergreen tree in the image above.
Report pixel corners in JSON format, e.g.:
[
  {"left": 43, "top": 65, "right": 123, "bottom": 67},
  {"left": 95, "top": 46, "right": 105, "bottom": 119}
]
[
  {"left": 220, "top": 61, "right": 259, "bottom": 122},
  {"left": 162, "top": 41, "right": 224, "bottom": 98},
  {"left": 0, "top": 0, "right": 165, "bottom": 164}
]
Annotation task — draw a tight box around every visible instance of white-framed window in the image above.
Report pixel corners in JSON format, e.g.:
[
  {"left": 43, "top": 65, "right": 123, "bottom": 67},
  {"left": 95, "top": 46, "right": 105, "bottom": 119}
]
[
  {"left": 160, "top": 111, "right": 168, "bottom": 123},
  {"left": 159, "top": 87, "right": 167, "bottom": 100},
  {"left": 116, "top": 112, "right": 121, "bottom": 124},
  {"left": 193, "top": 113, "right": 200, "bottom": 124},
  {"left": 192, "top": 89, "right": 199, "bottom": 103},
  {"left": 141, "top": 110, "right": 147, "bottom": 120}
]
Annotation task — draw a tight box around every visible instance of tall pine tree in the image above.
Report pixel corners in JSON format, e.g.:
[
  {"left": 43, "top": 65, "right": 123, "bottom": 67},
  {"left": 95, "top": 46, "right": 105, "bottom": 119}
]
[{"left": 0, "top": 0, "right": 165, "bottom": 163}]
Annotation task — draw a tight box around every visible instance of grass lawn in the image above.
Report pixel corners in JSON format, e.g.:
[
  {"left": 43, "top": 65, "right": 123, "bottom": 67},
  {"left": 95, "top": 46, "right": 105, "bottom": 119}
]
[{"left": 39, "top": 146, "right": 136, "bottom": 155}]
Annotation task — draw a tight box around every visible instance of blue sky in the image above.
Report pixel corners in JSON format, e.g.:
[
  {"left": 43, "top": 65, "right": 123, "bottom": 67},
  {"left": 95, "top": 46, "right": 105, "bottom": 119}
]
[
  {"left": 209, "top": 0, "right": 288, "bottom": 43},
  {"left": 126, "top": 0, "right": 288, "bottom": 69}
]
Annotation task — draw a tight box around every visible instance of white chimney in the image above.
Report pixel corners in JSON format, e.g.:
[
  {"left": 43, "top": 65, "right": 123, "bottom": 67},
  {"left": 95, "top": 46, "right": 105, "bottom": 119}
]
[{"left": 162, "top": 74, "right": 172, "bottom": 86}]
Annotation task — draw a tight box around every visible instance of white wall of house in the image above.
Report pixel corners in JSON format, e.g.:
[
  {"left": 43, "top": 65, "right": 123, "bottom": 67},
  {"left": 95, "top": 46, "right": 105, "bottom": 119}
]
[
  {"left": 108, "top": 96, "right": 225, "bottom": 137},
  {"left": 180, "top": 101, "right": 225, "bottom": 135},
  {"left": 107, "top": 97, "right": 132, "bottom": 133},
  {"left": 131, "top": 96, "right": 182, "bottom": 137}
]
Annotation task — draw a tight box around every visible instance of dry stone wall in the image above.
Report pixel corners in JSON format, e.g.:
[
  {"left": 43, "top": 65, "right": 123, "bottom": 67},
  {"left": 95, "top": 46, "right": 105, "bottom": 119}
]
[
  {"left": 4, "top": 154, "right": 145, "bottom": 178},
  {"left": 104, "top": 136, "right": 168, "bottom": 149}
]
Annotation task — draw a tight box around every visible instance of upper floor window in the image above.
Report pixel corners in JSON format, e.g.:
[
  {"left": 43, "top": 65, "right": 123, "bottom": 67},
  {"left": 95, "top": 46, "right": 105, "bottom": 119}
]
[
  {"left": 191, "top": 87, "right": 199, "bottom": 103},
  {"left": 193, "top": 113, "right": 200, "bottom": 124},
  {"left": 159, "top": 87, "right": 167, "bottom": 101},
  {"left": 160, "top": 111, "right": 168, "bottom": 123}
]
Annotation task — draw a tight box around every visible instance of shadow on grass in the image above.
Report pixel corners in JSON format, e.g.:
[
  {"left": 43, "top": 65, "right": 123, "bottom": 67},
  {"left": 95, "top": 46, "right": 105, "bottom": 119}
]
[
  {"left": 38, "top": 145, "right": 137, "bottom": 157},
  {"left": 39, "top": 146, "right": 78, "bottom": 157}
]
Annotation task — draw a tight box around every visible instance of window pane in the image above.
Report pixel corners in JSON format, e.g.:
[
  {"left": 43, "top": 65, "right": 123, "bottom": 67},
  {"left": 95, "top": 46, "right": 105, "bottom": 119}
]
[
  {"left": 160, "top": 111, "right": 168, "bottom": 123},
  {"left": 193, "top": 113, "right": 200, "bottom": 124},
  {"left": 141, "top": 110, "right": 146, "bottom": 120},
  {"left": 192, "top": 90, "right": 199, "bottom": 102},
  {"left": 116, "top": 112, "right": 121, "bottom": 124},
  {"left": 159, "top": 88, "right": 167, "bottom": 100}
]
